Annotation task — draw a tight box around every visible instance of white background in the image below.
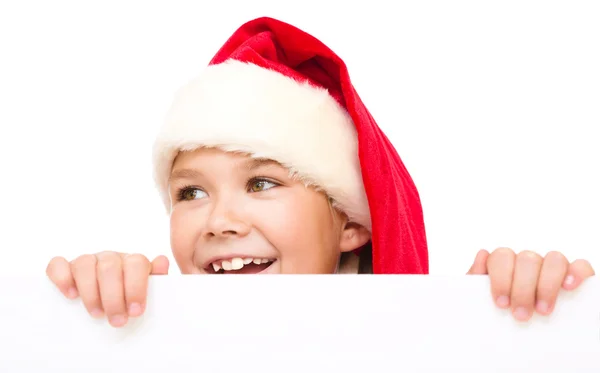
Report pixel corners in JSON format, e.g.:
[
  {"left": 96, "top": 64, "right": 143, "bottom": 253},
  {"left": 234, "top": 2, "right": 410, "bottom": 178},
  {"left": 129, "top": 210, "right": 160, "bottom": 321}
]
[{"left": 0, "top": 0, "right": 598, "bottom": 275}]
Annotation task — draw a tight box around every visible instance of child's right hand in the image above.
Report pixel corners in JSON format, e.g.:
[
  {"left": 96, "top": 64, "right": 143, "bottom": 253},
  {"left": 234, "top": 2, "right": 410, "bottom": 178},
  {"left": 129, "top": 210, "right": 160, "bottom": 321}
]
[{"left": 45, "top": 252, "right": 169, "bottom": 327}]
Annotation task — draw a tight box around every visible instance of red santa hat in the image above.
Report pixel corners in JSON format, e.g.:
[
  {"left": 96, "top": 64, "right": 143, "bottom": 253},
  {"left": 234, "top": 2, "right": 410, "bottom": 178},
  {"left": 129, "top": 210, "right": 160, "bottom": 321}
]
[{"left": 152, "top": 17, "right": 429, "bottom": 274}]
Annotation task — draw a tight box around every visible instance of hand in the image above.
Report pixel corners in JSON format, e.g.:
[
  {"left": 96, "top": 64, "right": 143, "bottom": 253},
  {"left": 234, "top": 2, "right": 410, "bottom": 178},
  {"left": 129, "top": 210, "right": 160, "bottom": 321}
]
[
  {"left": 467, "top": 247, "right": 595, "bottom": 322},
  {"left": 46, "top": 251, "right": 170, "bottom": 327}
]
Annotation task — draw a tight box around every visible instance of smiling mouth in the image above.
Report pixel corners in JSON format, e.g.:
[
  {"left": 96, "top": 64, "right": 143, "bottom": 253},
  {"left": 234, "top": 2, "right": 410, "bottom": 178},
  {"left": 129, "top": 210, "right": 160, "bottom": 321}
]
[{"left": 207, "top": 257, "right": 275, "bottom": 274}]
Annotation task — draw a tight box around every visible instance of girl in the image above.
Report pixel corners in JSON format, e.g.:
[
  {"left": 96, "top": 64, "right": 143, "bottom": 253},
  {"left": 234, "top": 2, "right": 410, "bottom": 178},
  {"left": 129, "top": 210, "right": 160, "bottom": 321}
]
[{"left": 45, "top": 17, "right": 594, "bottom": 328}]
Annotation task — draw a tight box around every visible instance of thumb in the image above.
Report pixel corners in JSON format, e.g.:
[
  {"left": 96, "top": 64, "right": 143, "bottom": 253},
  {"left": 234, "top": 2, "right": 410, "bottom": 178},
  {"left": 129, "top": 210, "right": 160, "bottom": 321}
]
[
  {"left": 150, "top": 255, "right": 170, "bottom": 275},
  {"left": 467, "top": 249, "right": 489, "bottom": 274}
]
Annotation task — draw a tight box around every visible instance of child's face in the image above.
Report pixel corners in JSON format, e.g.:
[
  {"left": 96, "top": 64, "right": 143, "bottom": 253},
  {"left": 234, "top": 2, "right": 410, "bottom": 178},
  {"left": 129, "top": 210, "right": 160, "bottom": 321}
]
[{"left": 167, "top": 148, "right": 370, "bottom": 274}]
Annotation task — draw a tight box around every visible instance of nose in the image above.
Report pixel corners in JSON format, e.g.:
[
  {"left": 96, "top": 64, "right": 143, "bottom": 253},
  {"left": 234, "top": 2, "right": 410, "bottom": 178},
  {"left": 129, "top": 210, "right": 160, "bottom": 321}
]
[{"left": 203, "top": 196, "right": 251, "bottom": 238}]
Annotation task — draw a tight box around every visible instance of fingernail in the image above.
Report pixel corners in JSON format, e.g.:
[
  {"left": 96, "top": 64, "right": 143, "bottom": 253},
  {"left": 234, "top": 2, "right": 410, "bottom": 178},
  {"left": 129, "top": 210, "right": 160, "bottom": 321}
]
[
  {"left": 563, "top": 275, "right": 575, "bottom": 287},
  {"left": 90, "top": 308, "right": 104, "bottom": 318},
  {"left": 513, "top": 307, "right": 530, "bottom": 321},
  {"left": 109, "top": 314, "right": 127, "bottom": 327},
  {"left": 496, "top": 295, "right": 510, "bottom": 308},
  {"left": 536, "top": 300, "right": 550, "bottom": 314},
  {"left": 128, "top": 302, "right": 143, "bottom": 317},
  {"left": 66, "top": 287, "right": 78, "bottom": 299}
]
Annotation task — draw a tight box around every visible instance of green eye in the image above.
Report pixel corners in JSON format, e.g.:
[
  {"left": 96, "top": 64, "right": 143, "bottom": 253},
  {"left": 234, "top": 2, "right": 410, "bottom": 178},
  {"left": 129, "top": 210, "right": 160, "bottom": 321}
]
[
  {"left": 249, "top": 179, "right": 277, "bottom": 192},
  {"left": 179, "top": 188, "right": 207, "bottom": 201}
]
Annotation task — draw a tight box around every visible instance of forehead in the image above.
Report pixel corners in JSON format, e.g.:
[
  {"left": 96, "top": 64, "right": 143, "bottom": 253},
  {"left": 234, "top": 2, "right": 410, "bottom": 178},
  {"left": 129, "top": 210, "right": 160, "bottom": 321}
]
[{"left": 171, "top": 147, "right": 283, "bottom": 173}]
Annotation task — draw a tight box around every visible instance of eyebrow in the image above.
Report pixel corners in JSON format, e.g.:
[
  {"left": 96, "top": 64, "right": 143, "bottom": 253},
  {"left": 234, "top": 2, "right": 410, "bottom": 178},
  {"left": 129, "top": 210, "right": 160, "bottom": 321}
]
[
  {"left": 168, "top": 168, "right": 203, "bottom": 183},
  {"left": 168, "top": 158, "right": 282, "bottom": 183},
  {"left": 242, "top": 158, "right": 282, "bottom": 172}
]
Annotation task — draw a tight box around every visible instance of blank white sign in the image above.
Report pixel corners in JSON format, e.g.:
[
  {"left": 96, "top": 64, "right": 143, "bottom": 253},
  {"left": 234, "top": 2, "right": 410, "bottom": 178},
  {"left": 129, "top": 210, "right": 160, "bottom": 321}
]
[{"left": 0, "top": 275, "right": 598, "bottom": 372}]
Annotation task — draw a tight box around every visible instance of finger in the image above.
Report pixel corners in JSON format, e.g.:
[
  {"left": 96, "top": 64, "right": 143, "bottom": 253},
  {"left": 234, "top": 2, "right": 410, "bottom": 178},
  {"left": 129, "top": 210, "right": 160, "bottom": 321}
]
[
  {"left": 71, "top": 254, "right": 103, "bottom": 318},
  {"left": 510, "top": 250, "right": 543, "bottom": 322},
  {"left": 563, "top": 259, "right": 596, "bottom": 290},
  {"left": 96, "top": 252, "right": 128, "bottom": 327},
  {"left": 151, "top": 255, "right": 170, "bottom": 275},
  {"left": 46, "top": 256, "right": 78, "bottom": 299},
  {"left": 123, "top": 254, "right": 151, "bottom": 317},
  {"left": 467, "top": 249, "right": 490, "bottom": 274},
  {"left": 486, "top": 247, "right": 516, "bottom": 309},
  {"left": 535, "top": 251, "right": 569, "bottom": 315}
]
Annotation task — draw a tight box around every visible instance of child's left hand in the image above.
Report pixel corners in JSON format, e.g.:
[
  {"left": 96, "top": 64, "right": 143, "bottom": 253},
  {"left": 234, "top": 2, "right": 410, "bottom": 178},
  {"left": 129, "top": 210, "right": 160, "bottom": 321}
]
[{"left": 467, "top": 248, "right": 595, "bottom": 321}]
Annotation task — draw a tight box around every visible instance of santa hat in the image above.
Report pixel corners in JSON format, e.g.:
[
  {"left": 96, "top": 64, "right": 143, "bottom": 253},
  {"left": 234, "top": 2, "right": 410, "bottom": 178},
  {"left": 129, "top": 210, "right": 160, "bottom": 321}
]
[{"left": 152, "top": 17, "right": 429, "bottom": 274}]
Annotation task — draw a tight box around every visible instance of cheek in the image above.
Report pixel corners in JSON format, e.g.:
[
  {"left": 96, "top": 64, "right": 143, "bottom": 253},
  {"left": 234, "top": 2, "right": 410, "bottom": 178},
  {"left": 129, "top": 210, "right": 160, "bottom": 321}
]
[
  {"left": 254, "top": 193, "right": 340, "bottom": 273},
  {"left": 169, "top": 209, "right": 200, "bottom": 271}
]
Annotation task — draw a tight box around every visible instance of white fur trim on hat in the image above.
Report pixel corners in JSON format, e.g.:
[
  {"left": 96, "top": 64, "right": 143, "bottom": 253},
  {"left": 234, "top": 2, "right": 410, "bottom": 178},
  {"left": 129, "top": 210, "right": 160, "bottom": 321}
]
[{"left": 152, "top": 59, "right": 371, "bottom": 230}]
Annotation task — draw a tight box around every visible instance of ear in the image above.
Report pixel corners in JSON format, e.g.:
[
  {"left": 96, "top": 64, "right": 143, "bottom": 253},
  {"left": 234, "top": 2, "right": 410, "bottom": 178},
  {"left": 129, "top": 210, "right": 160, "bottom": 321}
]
[{"left": 339, "top": 221, "right": 371, "bottom": 253}]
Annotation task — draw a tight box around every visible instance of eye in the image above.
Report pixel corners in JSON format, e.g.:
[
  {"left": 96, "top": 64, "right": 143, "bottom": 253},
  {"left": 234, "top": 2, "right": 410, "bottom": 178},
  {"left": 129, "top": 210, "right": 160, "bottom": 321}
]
[
  {"left": 248, "top": 178, "right": 278, "bottom": 193},
  {"left": 178, "top": 187, "right": 208, "bottom": 201}
]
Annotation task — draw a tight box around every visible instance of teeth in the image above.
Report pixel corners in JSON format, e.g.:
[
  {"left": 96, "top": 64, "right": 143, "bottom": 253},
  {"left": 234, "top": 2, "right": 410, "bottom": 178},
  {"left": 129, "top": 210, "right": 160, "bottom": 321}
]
[
  {"left": 231, "top": 258, "right": 244, "bottom": 270},
  {"left": 213, "top": 257, "right": 274, "bottom": 272},
  {"left": 221, "top": 260, "right": 232, "bottom": 271}
]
